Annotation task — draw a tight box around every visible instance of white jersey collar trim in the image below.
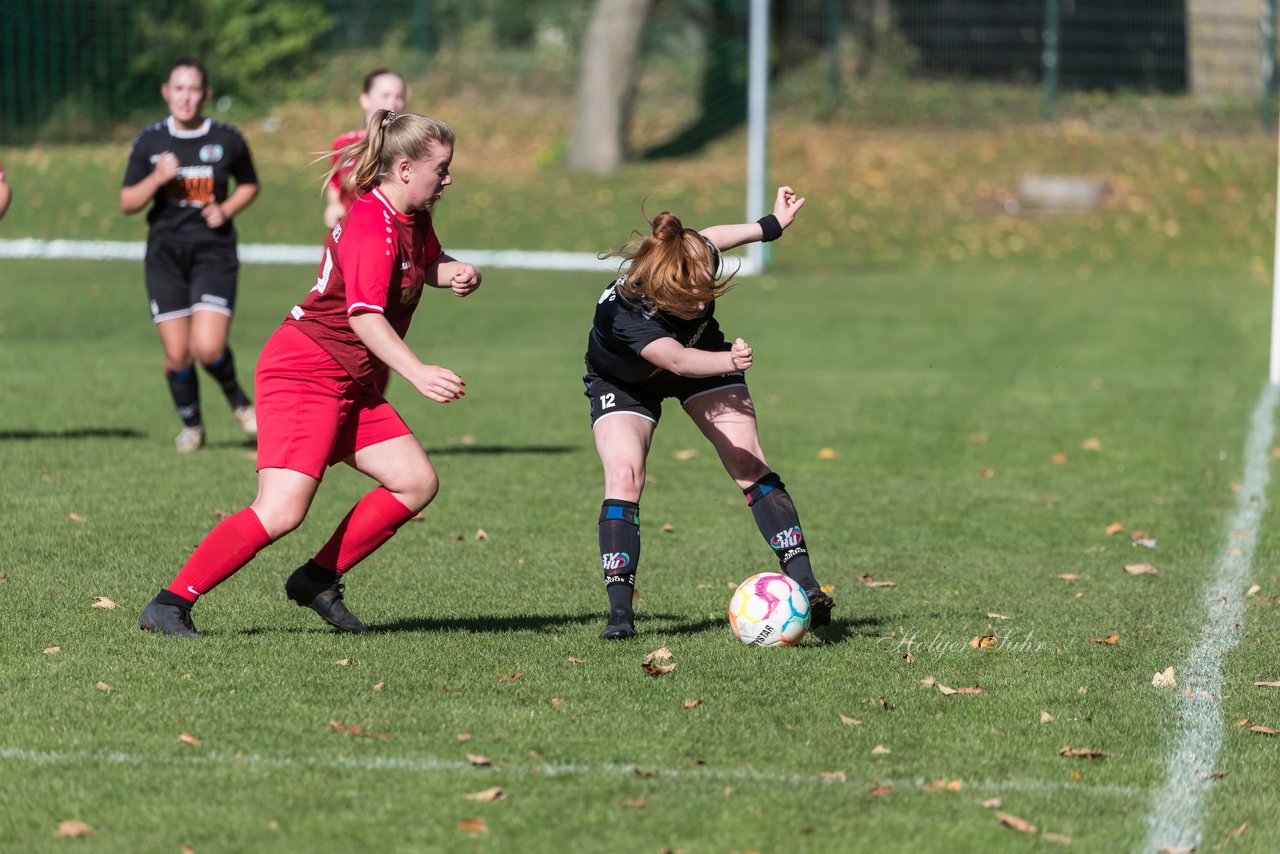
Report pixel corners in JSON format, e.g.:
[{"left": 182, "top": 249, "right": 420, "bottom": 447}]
[{"left": 166, "top": 116, "right": 212, "bottom": 139}]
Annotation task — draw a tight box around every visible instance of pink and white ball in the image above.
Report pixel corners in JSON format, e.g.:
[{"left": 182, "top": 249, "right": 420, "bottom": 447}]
[{"left": 728, "top": 572, "right": 811, "bottom": 647}]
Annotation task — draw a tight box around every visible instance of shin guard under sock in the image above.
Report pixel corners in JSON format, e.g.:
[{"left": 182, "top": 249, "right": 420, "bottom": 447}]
[
  {"left": 313, "top": 487, "right": 417, "bottom": 574},
  {"left": 599, "top": 499, "right": 640, "bottom": 617},
  {"left": 166, "top": 507, "right": 272, "bottom": 602},
  {"left": 744, "top": 473, "right": 820, "bottom": 594},
  {"left": 165, "top": 366, "right": 201, "bottom": 427},
  {"left": 202, "top": 348, "right": 251, "bottom": 409}
]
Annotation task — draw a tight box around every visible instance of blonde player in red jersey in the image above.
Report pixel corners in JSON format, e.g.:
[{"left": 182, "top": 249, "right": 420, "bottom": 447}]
[
  {"left": 140, "top": 110, "right": 481, "bottom": 637},
  {"left": 323, "top": 69, "right": 407, "bottom": 229}
]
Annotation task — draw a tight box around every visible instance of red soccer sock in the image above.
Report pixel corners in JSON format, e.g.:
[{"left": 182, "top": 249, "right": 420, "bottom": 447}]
[
  {"left": 166, "top": 508, "right": 272, "bottom": 603},
  {"left": 313, "top": 486, "right": 417, "bottom": 574}
]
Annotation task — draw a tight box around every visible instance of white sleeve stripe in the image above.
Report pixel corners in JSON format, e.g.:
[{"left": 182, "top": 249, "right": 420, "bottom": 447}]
[{"left": 347, "top": 302, "right": 385, "bottom": 314}]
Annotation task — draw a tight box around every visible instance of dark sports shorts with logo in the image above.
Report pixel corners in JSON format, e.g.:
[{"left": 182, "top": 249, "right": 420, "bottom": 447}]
[
  {"left": 145, "top": 237, "right": 240, "bottom": 323},
  {"left": 583, "top": 366, "right": 748, "bottom": 426}
]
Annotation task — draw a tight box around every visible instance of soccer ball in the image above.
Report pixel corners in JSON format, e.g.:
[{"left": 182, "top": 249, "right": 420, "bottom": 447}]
[{"left": 728, "top": 572, "right": 811, "bottom": 647}]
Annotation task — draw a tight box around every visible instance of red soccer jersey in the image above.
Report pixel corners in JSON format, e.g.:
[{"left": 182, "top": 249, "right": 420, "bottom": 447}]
[
  {"left": 285, "top": 187, "right": 442, "bottom": 389},
  {"left": 328, "top": 129, "right": 366, "bottom": 212}
]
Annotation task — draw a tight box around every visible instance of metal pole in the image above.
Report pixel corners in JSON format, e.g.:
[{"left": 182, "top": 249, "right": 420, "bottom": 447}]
[
  {"left": 1270, "top": 123, "right": 1280, "bottom": 384},
  {"left": 1042, "top": 0, "right": 1060, "bottom": 120},
  {"left": 1264, "top": 0, "right": 1277, "bottom": 131},
  {"left": 745, "top": 0, "right": 770, "bottom": 274}
]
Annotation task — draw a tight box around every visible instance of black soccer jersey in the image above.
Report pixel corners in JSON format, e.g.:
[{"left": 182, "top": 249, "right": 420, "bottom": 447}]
[
  {"left": 585, "top": 277, "right": 728, "bottom": 384},
  {"left": 122, "top": 117, "right": 257, "bottom": 242}
]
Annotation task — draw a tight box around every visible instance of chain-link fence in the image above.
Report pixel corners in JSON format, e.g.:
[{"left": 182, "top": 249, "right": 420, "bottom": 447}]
[{"left": 2, "top": 0, "right": 1277, "bottom": 145}]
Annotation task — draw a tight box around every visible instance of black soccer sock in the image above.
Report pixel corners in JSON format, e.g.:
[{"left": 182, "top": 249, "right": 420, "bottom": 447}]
[
  {"left": 744, "top": 473, "right": 821, "bottom": 594},
  {"left": 165, "top": 366, "right": 202, "bottom": 427},
  {"left": 202, "top": 348, "right": 251, "bottom": 409},
  {"left": 599, "top": 499, "right": 640, "bottom": 620}
]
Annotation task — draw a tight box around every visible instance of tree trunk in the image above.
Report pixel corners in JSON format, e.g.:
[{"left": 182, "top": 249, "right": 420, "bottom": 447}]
[{"left": 566, "top": 0, "right": 653, "bottom": 174}]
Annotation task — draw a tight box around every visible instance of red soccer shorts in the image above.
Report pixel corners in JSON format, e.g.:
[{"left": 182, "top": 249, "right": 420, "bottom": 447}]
[{"left": 254, "top": 324, "right": 412, "bottom": 480}]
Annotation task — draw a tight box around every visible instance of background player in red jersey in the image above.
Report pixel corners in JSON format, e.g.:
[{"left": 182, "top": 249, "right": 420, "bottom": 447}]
[
  {"left": 121, "top": 58, "right": 260, "bottom": 453},
  {"left": 582, "top": 186, "right": 835, "bottom": 639},
  {"left": 139, "top": 109, "right": 481, "bottom": 637},
  {"left": 0, "top": 158, "right": 11, "bottom": 220},
  {"left": 323, "top": 69, "right": 407, "bottom": 230}
]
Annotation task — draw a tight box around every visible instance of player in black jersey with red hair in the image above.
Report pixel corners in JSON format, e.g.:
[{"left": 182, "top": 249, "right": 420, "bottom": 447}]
[
  {"left": 584, "top": 185, "right": 835, "bottom": 639},
  {"left": 121, "top": 57, "right": 259, "bottom": 453}
]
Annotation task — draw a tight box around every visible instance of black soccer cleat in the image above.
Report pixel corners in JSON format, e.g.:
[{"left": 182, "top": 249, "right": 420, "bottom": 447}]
[
  {"left": 807, "top": 590, "right": 835, "bottom": 627},
  {"left": 139, "top": 598, "right": 199, "bottom": 637},
  {"left": 285, "top": 563, "right": 368, "bottom": 634},
  {"left": 599, "top": 608, "right": 636, "bottom": 640}
]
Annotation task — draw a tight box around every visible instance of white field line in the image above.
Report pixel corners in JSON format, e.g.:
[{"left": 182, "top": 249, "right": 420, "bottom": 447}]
[
  {"left": 0, "top": 745, "right": 1139, "bottom": 798},
  {"left": 0, "top": 238, "right": 764, "bottom": 275},
  {"left": 1143, "top": 382, "right": 1279, "bottom": 853}
]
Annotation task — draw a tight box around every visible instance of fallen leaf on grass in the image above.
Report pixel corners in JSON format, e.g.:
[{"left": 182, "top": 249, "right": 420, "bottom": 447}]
[
  {"left": 463, "top": 787, "right": 505, "bottom": 802},
  {"left": 981, "top": 798, "right": 1002, "bottom": 809},
  {"left": 660, "top": 523, "right": 675, "bottom": 532},
  {"left": 1051, "top": 453, "right": 1068, "bottom": 465},
  {"left": 466, "top": 754, "right": 493, "bottom": 766},
  {"left": 858, "top": 574, "right": 897, "bottom": 588},
  {"left": 619, "top": 799, "right": 646, "bottom": 809},
  {"left": 642, "top": 647, "right": 676, "bottom": 676},
  {"left": 977, "top": 467, "right": 995, "bottom": 479},
  {"left": 986, "top": 612, "right": 1009, "bottom": 620},
  {"left": 372, "top": 682, "right": 385, "bottom": 692},
  {"left": 456, "top": 733, "right": 472, "bottom": 742},
  {"left": 498, "top": 672, "right": 523, "bottom": 682},
  {"left": 1089, "top": 633, "right": 1120, "bottom": 645},
  {"left": 818, "top": 770, "right": 847, "bottom": 782},
  {"left": 1152, "top": 667, "right": 1177, "bottom": 688},
  {"left": 1040, "top": 710, "right": 1055, "bottom": 724},
  {"left": 53, "top": 821, "right": 93, "bottom": 838},
  {"left": 91, "top": 597, "right": 119, "bottom": 609},
  {"left": 69, "top": 513, "right": 87, "bottom": 523},
  {"left": 95, "top": 681, "right": 111, "bottom": 692},
  {"left": 1232, "top": 718, "right": 1251, "bottom": 728},
  {"left": 1228, "top": 547, "right": 1245, "bottom": 557},
  {"left": 1131, "top": 535, "right": 1158, "bottom": 549},
  {"left": 969, "top": 635, "right": 997, "bottom": 649},
  {"left": 1156, "top": 846, "right": 1194, "bottom": 854},
  {"left": 995, "top": 811, "right": 1037, "bottom": 834},
  {"left": 672, "top": 448, "right": 699, "bottom": 460},
  {"left": 1081, "top": 437, "right": 1102, "bottom": 450},
  {"left": 683, "top": 698, "right": 703, "bottom": 709},
  {"left": 1105, "top": 521, "right": 1125, "bottom": 536},
  {"left": 334, "top": 658, "right": 354, "bottom": 666},
  {"left": 839, "top": 714, "right": 861, "bottom": 726},
  {"left": 474, "top": 529, "right": 489, "bottom": 541},
  {"left": 1125, "top": 563, "right": 1159, "bottom": 575},
  {"left": 1058, "top": 573, "right": 1080, "bottom": 581},
  {"left": 1042, "top": 832, "right": 1072, "bottom": 845},
  {"left": 634, "top": 767, "right": 658, "bottom": 778},
  {"left": 1058, "top": 747, "right": 1113, "bottom": 759},
  {"left": 869, "top": 783, "right": 894, "bottom": 797},
  {"left": 817, "top": 447, "right": 838, "bottom": 459},
  {"left": 550, "top": 698, "right": 564, "bottom": 707},
  {"left": 42, "top": 646, "right": 60, "bottom": 655},
  {"left": 921, "top": 779, "right": 962, "bottom": 792},
  {"left": 457, "top": 817, "right": 487, "bottom": 835},
  {"left": 871, "top": 744, "right": 891, "bottom": 755},
  {"left": 566, "top": 657, "right": 585, "bottom": 665},
  {"left": 1195, "top": 769, "right": 1229, "bottom": 780},
  {"left": 1248, "top": 725, "right": 1278, "bottom": 735},
  {"left": 966, "top": 432, "right": 988, "bottom": 444},
  {"left": 938, "top": 684, "right": 985, "bottom": 696},
  {"left": 178, "top": 732, "right": 200, "bottom": 746},
  {"left": 1255, "top": 681, "right": 1280, "bottom": 688}
]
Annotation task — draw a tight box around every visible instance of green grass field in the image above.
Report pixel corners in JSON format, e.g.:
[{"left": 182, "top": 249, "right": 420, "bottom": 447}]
[{"left": 4, "top": 74, "right": 1280, "bottom": 852}]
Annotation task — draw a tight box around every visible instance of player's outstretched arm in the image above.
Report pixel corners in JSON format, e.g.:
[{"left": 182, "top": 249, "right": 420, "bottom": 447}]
[
  {"left": 698, "top": 185, "right": 806, "bottom": 251},
  {"left": 640, "top": 336, "right": 752, "bottom": 378},
  {"left": 349, "top": 311, "right": 466, "bottom": 403}
]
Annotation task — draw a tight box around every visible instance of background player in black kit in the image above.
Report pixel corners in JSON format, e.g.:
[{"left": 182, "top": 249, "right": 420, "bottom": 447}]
[
  {"left": 584, "top": 185, "right": 835, "bottom": 639},
  {"left": 121, "top": 57, "right": 260, "bottom": 453}
]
